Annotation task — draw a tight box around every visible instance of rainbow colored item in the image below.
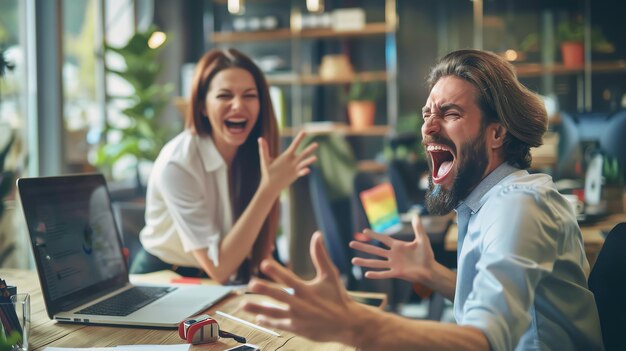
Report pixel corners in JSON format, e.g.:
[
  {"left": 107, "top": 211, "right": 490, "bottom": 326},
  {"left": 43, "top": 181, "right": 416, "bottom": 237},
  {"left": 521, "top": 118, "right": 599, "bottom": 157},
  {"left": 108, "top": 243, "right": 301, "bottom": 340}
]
[{"left": 359, "top": 183, "right": 402, "bottom": 234}]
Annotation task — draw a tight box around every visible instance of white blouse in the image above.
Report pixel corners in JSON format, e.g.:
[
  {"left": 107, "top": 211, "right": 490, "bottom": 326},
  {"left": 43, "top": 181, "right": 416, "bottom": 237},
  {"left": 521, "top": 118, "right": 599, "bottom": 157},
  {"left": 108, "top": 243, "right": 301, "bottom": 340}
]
[{"left": 140, "top": 130, "right": 232, "bottom": 268}]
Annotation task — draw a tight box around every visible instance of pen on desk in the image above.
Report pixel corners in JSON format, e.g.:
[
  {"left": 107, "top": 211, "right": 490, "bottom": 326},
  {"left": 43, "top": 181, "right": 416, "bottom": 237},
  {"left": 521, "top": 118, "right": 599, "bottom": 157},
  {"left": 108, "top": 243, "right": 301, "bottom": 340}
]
[{"left": 215, "top": 310, "right": 280, "bottom": 337}]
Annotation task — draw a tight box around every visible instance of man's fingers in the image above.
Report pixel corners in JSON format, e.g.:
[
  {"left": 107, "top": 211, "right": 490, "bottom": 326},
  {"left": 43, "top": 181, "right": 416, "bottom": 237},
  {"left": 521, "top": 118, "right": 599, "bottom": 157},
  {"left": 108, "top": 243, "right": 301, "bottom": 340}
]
[
  {"left": 259, "top": 258, "right": 306, "bottom": 292},
  {"left": 412, "top": 214, "right": 429, "bottom": 245},
  {"left": 349, "top": 241, "right": 389, "bottom": 258},
  {"left": 256, "top": 316, "right": 294, "bottom": 333},
  {"left": 351, "top": 257, "right": 390, "bottom": 269},
  {"left": 364, "top": 270, "right": 396, "bottom": 280},
  {"left": 310, "top": 231, "right": 339, "bottom": 278},
  {"left": 361, "top": 229, "right": 394, "bottom": 247},
  {"left": 241, "top": 301, "right": 290, "bottom": 320},
  {"left": 247, "top": 278, "right": 295, "bottom": 303},
  {"left": 248, "top": 277, "right": 310, "bottom": 312}
]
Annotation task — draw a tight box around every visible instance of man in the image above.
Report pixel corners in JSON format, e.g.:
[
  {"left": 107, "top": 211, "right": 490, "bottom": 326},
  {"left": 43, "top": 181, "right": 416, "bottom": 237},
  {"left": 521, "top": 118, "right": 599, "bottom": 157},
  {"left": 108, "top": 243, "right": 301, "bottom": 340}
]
[{"left": 242, "top": 50, "right": 604, "bottom": 350}]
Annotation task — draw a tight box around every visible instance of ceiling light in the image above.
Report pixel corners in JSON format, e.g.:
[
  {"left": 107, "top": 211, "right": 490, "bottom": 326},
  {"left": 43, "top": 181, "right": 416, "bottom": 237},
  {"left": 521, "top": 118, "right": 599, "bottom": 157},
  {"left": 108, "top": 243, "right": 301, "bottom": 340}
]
[
  {"left": 148, "top": 31, "right": 166, "bottom": 49},
  {"left": 306, "top": 0, "right": 324, "bottom": 13},
  {"left": 228, "top": 0, "right": 245, "bottom": 15}
]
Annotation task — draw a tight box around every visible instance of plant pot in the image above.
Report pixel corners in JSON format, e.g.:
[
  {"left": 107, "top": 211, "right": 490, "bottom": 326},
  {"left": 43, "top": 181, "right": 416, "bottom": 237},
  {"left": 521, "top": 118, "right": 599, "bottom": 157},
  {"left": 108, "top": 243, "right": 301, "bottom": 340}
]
[
  {"left": 561, "top": 41, "right": 584, "bottom": 68},
  {"left": 347, "top": 101, "right": 375, "bottom": 130}
]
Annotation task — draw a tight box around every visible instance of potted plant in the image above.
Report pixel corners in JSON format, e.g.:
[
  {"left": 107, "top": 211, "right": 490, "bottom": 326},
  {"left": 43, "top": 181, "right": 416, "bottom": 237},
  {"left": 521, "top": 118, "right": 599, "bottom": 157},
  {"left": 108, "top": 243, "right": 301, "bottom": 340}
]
[
  {"left": 0, "top": 49, "right": 22, "bottom": 267},
  {"left": 94, "top": 26, "right": 177, "bottom": 187},
  {"left": 0, "top": 331, "right": 21, "bottom": 351},
  {"left": 0, "top": 48, "right": 15, "bottom": 221},
  {"left": 556, "top": 17, "right": 614, "bottom": 68},
  {"left": 345, "top": 81, "right": 382, "bottom": 130}
]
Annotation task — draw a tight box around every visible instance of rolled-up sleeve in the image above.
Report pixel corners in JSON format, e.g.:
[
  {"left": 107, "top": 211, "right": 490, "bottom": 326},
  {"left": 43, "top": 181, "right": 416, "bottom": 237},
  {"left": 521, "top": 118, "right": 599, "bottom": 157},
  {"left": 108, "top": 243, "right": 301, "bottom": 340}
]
[
  {"left": 157, "top": 161, "right": 222, "bottom": 266},
  {"left": 459, "top": 191, "right": 560, "bottom": 350}
]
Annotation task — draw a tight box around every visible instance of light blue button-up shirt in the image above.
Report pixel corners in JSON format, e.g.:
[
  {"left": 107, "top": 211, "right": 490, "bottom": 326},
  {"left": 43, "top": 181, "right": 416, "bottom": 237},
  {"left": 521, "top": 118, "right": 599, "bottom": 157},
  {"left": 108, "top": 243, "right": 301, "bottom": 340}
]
[{"left": 454, "top": 163, "right": 604, "bottom": 350}]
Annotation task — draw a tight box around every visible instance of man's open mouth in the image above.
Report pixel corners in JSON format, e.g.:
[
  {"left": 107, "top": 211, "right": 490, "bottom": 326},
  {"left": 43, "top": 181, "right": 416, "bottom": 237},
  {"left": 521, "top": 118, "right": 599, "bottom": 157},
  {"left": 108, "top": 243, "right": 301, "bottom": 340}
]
[{"left": 427, "top": 144, "right": 455, "bottom": 183}]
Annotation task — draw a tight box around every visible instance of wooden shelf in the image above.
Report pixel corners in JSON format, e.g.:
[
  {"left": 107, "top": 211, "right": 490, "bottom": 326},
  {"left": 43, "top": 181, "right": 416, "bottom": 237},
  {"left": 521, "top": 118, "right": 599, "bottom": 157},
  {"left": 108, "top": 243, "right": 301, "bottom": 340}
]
[
  {"left": 267, "top": 71, "right": 388, "bottom": 86},
  {"left": 211, "top": 23, "right": 391, "bottom": 43},
  {"left": 281, "top": 124, "right": 390, "bottom": 137},
  {"left": 357, "top": 160, "right": 387, "bottom": 173},
  {"left": 515, "top": 60, "right": 626, "bottom": 78}
]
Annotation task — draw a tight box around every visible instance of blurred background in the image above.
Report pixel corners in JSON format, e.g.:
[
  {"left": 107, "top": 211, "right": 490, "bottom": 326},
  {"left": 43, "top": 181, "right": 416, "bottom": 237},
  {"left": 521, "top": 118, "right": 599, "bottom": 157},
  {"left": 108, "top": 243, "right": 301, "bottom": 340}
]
[{"left": 1, "top": 0, "right": 625, "bottom": 316}]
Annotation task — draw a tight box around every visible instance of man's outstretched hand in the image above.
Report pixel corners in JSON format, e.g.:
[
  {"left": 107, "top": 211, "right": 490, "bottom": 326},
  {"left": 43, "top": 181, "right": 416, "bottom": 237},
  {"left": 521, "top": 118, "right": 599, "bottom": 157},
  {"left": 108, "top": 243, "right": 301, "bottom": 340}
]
[
  {"left": 242, "top": 231, "right": 361, "bottom": 343},
  {"left": 350, "top": 215, "right": 436, "bottom": 284}
]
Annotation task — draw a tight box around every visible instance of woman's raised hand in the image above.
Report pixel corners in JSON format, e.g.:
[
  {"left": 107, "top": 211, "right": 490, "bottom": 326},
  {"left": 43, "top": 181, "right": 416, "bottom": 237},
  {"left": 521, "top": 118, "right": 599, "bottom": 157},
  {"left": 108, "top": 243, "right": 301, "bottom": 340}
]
[{"left": 258, "top": 130, "right": 318, "bottom": 195}]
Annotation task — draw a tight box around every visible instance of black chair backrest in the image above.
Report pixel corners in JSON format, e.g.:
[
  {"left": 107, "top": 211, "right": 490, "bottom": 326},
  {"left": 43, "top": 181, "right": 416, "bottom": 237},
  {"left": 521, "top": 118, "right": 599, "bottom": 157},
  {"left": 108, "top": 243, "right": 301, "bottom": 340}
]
[
  {"left": 555, "top": 111, "right": 583, "bottom": 180},
  {"left": 308, "top": 167, "right": 355, "bottom": 287},
  {"left": 588, "top": 222, "right": 626, "bottom": 351},
  {"left": 112, "top": 201, "right": 146, "bottom": 268},
  {"left": 387, "top": 159, "right": 429, "bottom": 213}
]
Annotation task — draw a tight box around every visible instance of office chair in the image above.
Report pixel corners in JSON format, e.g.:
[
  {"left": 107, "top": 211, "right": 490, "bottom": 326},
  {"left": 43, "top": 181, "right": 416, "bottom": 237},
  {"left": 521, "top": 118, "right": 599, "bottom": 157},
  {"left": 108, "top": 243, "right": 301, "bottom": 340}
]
[
  {"left": 112, "top": 201, "right": 146, "bottom": 268},
  {"left": 554, "top": 111, "right": 583, "bottom": 180},
  {"left": 387, "top": 132, "right": 429, "bottom": 212},
  {"left": 599, "top": 109, "right": 626, "bottom": 183},
  {"left": 387, "top": 159, "right": 429, "bottom": 213},
  {"left": 308, "top": 166, "right": 358, "bottom": 289},
  {"left": 588, "top": 222, "right": 626, "bottom": 351}
]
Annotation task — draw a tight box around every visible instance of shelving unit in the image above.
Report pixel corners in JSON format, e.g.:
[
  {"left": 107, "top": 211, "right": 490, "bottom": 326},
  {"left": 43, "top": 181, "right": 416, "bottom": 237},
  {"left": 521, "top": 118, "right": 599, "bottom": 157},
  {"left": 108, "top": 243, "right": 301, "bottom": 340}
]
[
  {"left": 211, "top": 22, "right": 392, "bottom": 43},
  {"left": 515, "top": 60, "right": 626, "bottom": 78},
  {"left": 281, "top": 124, "right": 389, "bottom": 137},
  {"left": 208, "top": 0, "right": 399, "bottom": 165},
  {"left": 266, "top": 70, "right": 387, "bottom": 86}
]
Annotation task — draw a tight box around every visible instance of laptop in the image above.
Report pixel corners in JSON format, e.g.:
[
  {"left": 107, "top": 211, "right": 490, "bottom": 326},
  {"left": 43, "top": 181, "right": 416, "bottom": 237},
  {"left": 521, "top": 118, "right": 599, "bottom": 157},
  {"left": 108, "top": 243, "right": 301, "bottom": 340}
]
[{"left": 17, "top": 174, "right": 234, "bottom": 328}]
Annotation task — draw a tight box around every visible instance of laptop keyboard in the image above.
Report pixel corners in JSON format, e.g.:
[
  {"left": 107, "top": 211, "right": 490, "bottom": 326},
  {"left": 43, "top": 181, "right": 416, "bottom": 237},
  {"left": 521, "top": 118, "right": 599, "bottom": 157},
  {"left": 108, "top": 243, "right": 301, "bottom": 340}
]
[{"left": 76, "top": 286, "right": 176, "bottom": 316}]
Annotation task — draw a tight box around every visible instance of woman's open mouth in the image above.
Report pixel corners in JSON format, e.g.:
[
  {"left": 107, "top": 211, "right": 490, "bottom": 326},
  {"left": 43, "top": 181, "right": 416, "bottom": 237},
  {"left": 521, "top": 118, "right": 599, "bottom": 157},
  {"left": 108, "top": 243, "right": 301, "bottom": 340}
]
[
  {"left": 224, "top": 117, "right": 248, "bottom": 134},
  {"left": 427, "top": 144, "right": 455, "bottom": 184}
]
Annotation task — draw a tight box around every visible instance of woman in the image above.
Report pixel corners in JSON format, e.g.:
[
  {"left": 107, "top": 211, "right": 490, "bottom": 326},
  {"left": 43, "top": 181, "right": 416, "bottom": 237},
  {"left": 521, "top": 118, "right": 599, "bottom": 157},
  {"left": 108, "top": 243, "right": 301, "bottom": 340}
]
[{"left": 132, "top": 48, "right": 317, "bottom": 284}]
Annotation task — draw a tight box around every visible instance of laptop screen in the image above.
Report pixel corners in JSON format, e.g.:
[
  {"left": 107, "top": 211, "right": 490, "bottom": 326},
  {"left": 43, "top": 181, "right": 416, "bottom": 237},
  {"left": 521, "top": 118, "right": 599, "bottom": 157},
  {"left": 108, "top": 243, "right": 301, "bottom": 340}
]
[
  {"left": 18, "top": 174, "right": 128, "bottom": 314},
  {"left": 359, "top": 182, "right": 403, "bottom": 234}
]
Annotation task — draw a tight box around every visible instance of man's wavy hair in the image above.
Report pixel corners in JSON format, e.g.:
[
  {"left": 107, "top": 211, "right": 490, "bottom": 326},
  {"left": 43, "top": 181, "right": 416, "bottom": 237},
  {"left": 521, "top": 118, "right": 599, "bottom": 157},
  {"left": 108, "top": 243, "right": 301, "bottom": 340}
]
[{"left": 427, "top": 49, "right": 548, "bottom": 169}]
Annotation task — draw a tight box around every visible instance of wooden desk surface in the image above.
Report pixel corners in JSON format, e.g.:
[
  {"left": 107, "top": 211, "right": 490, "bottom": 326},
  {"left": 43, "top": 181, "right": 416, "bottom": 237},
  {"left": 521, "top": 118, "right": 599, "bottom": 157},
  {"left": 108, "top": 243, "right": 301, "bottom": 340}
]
[{"left": 1, "top": 269, "right": 357, "bottom": 351}]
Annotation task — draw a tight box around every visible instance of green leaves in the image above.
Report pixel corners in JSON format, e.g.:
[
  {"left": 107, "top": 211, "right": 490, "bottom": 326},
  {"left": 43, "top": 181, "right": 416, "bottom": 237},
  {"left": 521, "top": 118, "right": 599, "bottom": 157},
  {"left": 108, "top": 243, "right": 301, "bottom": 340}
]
[
  {"left": 0, "top": 49, "right": 15, "bottom": 78},
  {"left": 556, "top": 17, "right": 614, "bottom": 52},
  {"left": 0, "top": 132, "right": 16, "bottom": 218},
  {"left": 0, "top": 331, "right": 22, "bottom": 351},
  {"left": 346, "top": 81, "right": 383, "bottom": 102},
  {"left": 96, "top": 26, "right": 179, "bottom": 171},
  {"left": 603, "top": 156, "right": 623, "bottom": 185}
]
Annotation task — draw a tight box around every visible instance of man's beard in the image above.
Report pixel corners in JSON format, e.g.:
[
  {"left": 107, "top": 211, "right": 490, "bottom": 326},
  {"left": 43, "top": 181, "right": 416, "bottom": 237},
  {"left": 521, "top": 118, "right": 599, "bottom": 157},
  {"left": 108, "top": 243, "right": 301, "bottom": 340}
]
[{"left": 425, "top": 130, "right": 488, "bottom": 215}]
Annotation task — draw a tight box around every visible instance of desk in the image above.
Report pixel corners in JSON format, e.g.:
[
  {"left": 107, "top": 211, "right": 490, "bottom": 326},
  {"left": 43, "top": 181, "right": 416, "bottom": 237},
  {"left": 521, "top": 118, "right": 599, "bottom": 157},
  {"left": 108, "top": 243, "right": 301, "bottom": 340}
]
[
  {"left": 1, "top": 269, "right": 360, "bottom": 351},
  {"left": 444, "top": 212, "right": 626, "bottom": 267}
]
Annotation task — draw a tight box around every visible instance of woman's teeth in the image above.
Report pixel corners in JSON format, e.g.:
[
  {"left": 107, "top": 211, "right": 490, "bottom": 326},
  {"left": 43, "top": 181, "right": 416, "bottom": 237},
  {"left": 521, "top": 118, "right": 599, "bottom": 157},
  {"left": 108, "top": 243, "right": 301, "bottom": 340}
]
[{"left": 225, "top": 118, "right": 247, "bottom": 131}]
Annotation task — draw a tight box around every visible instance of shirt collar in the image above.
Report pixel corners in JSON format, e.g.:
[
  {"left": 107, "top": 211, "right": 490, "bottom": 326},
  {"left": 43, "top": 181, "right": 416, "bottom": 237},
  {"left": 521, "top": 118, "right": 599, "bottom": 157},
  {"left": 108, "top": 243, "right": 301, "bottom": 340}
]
[
  {"left": 197, "top": 134, "right": 226, "bottom": 173},
  {"left": 459, "top": 162, "right": 520, "bottom": 213}
]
